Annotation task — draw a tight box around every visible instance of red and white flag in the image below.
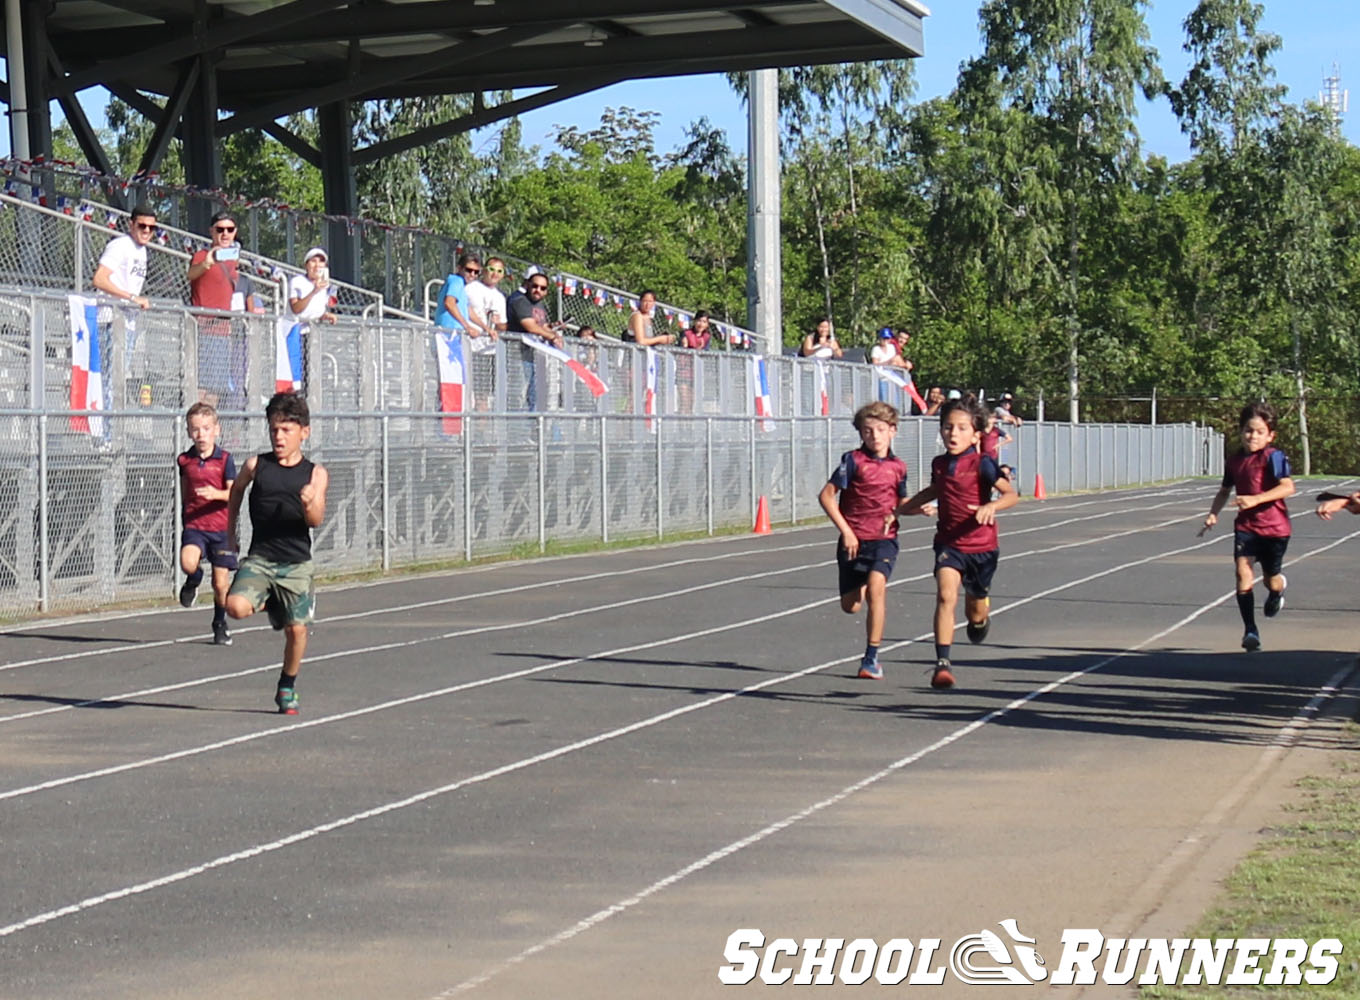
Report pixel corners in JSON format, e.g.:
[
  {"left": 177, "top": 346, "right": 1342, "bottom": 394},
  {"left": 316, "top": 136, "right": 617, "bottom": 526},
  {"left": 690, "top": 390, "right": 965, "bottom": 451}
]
[
  {"left": 815, "top": 361, "right": 830, "bottom": 416},
  {"left": 435, "top": 329, "right": 467, "bottom": 434},
  {"left": 644, "top": 346, "right": 658, "bottom": 430},
  {"left": 275, "top": 318, "right": 304, "bottom": 394},
  {"left": 68, "top": 295, "right": 104, "bottom": 435},
  {"left": 751, "top": 356, "right": 774, "bottom": 431},
  {"left": 875, "top": 366, "right": 927, "bottom": 412},
  {"left": 522, "top": 337, "right": 609, "bottom": 398}
]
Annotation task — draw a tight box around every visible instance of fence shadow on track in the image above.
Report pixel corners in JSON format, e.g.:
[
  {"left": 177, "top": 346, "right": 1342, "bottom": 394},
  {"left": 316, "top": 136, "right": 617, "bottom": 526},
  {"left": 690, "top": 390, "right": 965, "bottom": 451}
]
[{"left": 0, "top": 691, "right": 278, "bottom": 715}]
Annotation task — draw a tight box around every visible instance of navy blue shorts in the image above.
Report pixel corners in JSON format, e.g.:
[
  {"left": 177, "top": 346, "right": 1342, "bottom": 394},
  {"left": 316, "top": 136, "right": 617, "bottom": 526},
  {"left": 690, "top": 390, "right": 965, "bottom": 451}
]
[
  {"left": 838, "top": 537, "right": 899, "bottom": 596},
  {"left": 934, "top": 544, "right": 999, "bottom": 598},
  {"left": 1233, "top": 530, "right": 1288, "bottom": 578},
  {"left": 181, "top": 528, "right": 239, "bottom": 570}
]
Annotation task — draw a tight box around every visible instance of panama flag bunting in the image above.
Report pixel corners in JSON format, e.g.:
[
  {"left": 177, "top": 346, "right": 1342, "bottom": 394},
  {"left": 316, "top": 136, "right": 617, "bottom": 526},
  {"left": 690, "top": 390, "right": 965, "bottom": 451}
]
[
  {"left": 815, "top": 360, "right": 830, "bottom": 416},
  {"left": 434, "top": 329, "right": 467, "bottom": 434},
  {"left": 521, "top": 337, "right": 609, "bottom": 398},
  {"left": 643, "top": 346, "right": 658, "bottom": 430},
  {"left": 68, "top": 295, "right": 104, "bottom": 435},
  {"left": 275, "top": 318, "right": 305, "bottom": 394},
  {"left": 751, "top": 356, "right": 774, "bottom": 431}
]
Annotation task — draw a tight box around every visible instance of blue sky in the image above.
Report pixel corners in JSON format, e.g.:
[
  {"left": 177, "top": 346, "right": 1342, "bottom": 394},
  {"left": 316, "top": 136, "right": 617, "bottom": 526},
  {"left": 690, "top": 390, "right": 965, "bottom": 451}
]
[
  {"left": 499, "top": 0, "right": 1360, "bottom": 164},
  {"left": 11, "top": 1, "right": 1360, "bottom": 165}
]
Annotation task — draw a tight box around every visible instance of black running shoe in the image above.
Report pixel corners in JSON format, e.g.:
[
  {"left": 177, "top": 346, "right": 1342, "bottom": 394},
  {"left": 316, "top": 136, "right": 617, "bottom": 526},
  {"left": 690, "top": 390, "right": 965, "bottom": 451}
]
[
  {"left": 265, "top": 594, "right": 286, "bottom": 631},
  {"left": 966, "top": 618, "right": 991, "bottom": 644},
  {"left": 178, "top": 578, "right": 200, "bottom": 608},
  {"left": 1242, "top": 630, "right": 1261, "bottom": 652},
  {"left": 1264, "top": 576, "right": 1286, "bottom": 618},
  {"left": 212, "top": 620, "right": 232, "bottom": 646}
]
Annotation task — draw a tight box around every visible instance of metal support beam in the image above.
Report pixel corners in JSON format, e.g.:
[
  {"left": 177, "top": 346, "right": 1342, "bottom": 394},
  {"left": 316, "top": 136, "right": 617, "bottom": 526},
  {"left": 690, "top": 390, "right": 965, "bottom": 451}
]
[
  {"left": 262, "top": 121, "right": 321, "bottom": 168},
  {"left": 216, "top": 25, "right": 551, "bottom": 137},
  {"left": 5, "top": 0, "right": 32, "bottom": 168},
  {"left": 352, "top": 75, "right": 624, "bottom": 165},
  {"left": 53, "top": 0, "right": 354, "bottom": 96},
  {"left": 22, "top": 0, "right": 52, "bottom": 161},
  {"left": 46, "top": 45, "right": 119, "bottom": 185},
  {"left": 746, "top": 68, "right": 781, "bottom": 356},
  {"left": 137, "top": 57, "right": 200, "bottom": 176},
  {"left": 318, "top": 100, "right": 357, "bottom": 283},
  {"left": 181, "top": 52, "right": 221, "bottom": 231}
]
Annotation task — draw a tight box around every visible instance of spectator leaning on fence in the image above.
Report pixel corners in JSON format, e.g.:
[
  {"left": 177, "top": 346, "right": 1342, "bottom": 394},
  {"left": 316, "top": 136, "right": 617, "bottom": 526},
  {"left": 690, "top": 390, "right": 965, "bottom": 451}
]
[
  {"left": 801, "top": 318, "right": 843, "bottom": 359},
  {"left": 627, "top": 290, "right": 674, "bottom": 347},
  {"left": 466, "top": 256, "right": 508, "bottom": 345},
  {"left": 507, "top": 270, "right": 563, "bottom": 410},
  {"left": 289, "top": 248, "right": 337, "bottom": 324},
  {"left": 187, "top": 211, "right": 244, "bottom": 311},
  {"left": 92, "top": 202, "right": 154, "bottom": 309}
]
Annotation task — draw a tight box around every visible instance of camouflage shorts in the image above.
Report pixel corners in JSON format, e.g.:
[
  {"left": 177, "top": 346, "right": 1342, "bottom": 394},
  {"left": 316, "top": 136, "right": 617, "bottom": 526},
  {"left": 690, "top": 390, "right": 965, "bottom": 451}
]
[{"left": 228, "top": 554, "right": 316, "bottom": 628}]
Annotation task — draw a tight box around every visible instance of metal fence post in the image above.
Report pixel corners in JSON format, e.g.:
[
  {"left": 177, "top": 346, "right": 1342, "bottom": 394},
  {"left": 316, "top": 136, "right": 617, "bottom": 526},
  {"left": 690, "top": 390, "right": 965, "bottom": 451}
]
[
  {"left": 749, "top": 415, "right": 757, "bottom": 526},
  {"left": 600, "top": 416, "right": 609, "bottom": 544},
  {"left": 381, "top": 413, "right": 391, "bottom": 571},
  {"left": 706, "top": 417, "right": 714, "bottom": 536},
  {"left": 38, "top": 413, "right": 49, "bottom": 613},
  {"left": 789, "top": 416, "right": 797, "bottom": 523},
  {"left": 655, "top": 415, "right": 664, "bottom": 539},
  {"left": 463, "top": 415, "right": 473, "bottom": 562},
  {"left": 538, "top": 414, "right": 546, "bottom": 553}
]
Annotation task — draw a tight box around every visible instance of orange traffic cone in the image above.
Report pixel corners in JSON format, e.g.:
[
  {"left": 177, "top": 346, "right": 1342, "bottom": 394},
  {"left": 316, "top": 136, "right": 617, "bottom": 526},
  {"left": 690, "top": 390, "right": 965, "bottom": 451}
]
[
  {"left": 1033, "top": 474, "right": 1047, "bottom": 500},
  {"left": 753, "top": 495, "right": 772, "bottom": 534}
]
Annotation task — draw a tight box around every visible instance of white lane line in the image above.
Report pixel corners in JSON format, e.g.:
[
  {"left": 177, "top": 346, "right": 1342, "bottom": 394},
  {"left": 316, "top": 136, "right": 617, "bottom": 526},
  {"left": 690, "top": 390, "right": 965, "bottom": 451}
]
[
  {"left": 0, "top": 504, "right": 1214, "bottom": 787},
  {"left": 7, "top": 519, "right": 1344, "bottom": 939},
  {"left": 0, "top": 494, "right": 1214, "bottom": 723},
  {"left": 432, "top": 527, "right": 1360, "bottom": 997}
]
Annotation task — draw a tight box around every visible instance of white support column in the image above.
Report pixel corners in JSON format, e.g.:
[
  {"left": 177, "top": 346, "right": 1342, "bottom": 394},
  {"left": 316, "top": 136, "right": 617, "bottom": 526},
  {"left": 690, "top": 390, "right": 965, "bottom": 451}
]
[{"left": 746, "top": 69, "right": 782, "bottom": 357}]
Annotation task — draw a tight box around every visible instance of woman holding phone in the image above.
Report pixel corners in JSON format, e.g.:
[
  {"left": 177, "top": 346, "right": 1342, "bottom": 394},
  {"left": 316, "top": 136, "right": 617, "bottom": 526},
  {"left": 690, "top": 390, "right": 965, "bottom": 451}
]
[
  {"left": 800, "top": 318, "right": 842, "bottom": 359},
  {"left": 289, "top": 247, "right": 337, "bottom": 324}
]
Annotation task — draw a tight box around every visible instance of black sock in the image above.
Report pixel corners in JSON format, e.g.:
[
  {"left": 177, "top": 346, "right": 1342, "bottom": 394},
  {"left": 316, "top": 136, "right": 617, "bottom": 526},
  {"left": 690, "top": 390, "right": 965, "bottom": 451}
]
[
  {"left": 213, "top": 603, "right": 226, "bottom": 625},
  {"left": 278, "top": 669, "right": 296, "bottom": 690},
  {"left": 186, "top": 568, "right": 203, "bottom": 587},
  {"left": 1236, "top": 591, "right": 1257, "bottom": 631},
  {"left": 935, "top": 643, "right": 951, "bottom": 662},
  {"left": 864, "top": 642, "right": 880, "bottom": 661}
]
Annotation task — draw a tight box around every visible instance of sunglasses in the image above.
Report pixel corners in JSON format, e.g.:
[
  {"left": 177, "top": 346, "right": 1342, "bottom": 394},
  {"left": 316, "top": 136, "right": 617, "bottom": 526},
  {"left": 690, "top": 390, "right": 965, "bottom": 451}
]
[
  {"left": 528, "top": 283, "right": 549, "bottom": 291},
  {"left": 213, "top": 225, "right": 237, "bottom": 233},
  {"left": 486, "top": 266, "right": 504, "bottom": 274},
  {"left": 133, "top": 222, "right": 156, "bottom": 232},
  {"left": 464, "top": 267, "right": 481, "bottom": 275}
]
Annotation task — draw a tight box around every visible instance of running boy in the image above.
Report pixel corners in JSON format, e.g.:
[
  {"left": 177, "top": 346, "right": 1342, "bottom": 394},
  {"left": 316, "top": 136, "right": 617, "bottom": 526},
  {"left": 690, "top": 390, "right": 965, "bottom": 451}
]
[
  {"left": 896, "top": 397, "right": 1019, "bottom": 689},
  {"left": 1201, "top": 402, "right": 1294, "bottom": 651},
  {"left": 177, "top": 402, "right": 237, "bottom": 645},
  {"left": 818, "top": 401, "right": 917, "bottom": 681},
  {"left": 225, "top": 392, "right": 329, "bottom": 714}
]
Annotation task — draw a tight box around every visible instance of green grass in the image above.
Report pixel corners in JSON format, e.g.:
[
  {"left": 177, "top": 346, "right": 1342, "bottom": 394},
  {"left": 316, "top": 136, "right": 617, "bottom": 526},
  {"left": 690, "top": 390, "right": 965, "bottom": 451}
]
[{"left": 1144, "top": 726, "right": 1360, "bottom": 998}]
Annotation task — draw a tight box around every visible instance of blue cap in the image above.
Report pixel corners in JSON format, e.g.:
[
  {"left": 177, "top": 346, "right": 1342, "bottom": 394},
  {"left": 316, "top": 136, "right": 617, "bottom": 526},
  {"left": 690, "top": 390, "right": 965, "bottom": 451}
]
[{"left": 877, "top": 327, "right": 894, "bottom": 339}]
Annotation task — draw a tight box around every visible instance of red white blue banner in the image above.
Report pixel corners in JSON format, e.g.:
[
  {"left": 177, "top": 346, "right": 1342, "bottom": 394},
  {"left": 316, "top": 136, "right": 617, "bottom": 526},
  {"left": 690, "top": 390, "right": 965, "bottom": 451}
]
[
  {"left": 275, "top": 318, "right": 304, "bottom": 394},
  {"left": 522, "top": 337, "right": 609, "bottom": 398},
  {"left": 435, "top": 329, "right": 467, "bottom": 434},
  {"left": 644, "top": 347, "right": 658, "bottom": 430},
  {"left": 751, "top": 356, "right": 773, "bottom": 431},
  {"left": 875, "top": 366, "right": 927, "bottom": 412},
  {"left": 68, "top": 295, "right": 103, "bottom": 435}
]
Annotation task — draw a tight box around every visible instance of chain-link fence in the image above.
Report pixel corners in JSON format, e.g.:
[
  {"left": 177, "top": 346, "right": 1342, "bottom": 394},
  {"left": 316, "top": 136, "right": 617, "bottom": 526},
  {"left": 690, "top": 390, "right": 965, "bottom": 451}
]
[{"left": 0, "top": 408, "right": 1217, "bottom": 619}]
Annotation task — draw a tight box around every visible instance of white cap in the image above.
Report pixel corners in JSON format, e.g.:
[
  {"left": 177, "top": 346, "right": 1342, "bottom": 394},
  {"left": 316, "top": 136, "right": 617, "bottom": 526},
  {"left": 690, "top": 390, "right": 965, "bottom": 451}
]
[
  {"left": 303, "top": 247, "right": 327, "bottom": 263},
  {"left": 523, "top": 265, "right": 543, "bottom": 280}
]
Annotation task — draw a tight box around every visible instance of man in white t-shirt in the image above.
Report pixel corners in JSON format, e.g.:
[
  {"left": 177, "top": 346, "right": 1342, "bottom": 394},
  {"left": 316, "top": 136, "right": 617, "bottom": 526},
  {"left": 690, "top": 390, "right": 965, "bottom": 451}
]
[
  {"left": 92, "top": 203, "right": 155, "bottom": 309},
  {"left": 465, "top": 256, "right": 507, "bottom": 355},
  {"left": 288, "top": 247, "right": 337, "bottom": 324}
]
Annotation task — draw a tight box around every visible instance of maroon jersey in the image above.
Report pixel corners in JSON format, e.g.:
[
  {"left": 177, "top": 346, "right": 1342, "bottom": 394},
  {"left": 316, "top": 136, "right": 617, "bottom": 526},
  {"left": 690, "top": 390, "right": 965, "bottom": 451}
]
[
  {"left": 1222, "top": 447, "right": 1291, "bottom": 537},
  {"left": 828, "top": 448, "right": 909, "bottom": 541},
  {"left": 933, "top": 448, "right": 1002, "bottom": 553},
  {"left": 981, "top": 428, "right": 1001, "bottom": 460},
  {"left": 178, "top": 445, "right": 237, "bottom": 532}
]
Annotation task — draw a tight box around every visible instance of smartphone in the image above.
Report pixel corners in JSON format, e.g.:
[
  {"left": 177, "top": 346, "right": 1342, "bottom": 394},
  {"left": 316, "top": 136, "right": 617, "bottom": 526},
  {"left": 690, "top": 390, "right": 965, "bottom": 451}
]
[
  {"left": 318, "top": 265, "right": 330, "bottom": 285},
  {"left": 215, "top": 245, "right": 240, "bottom": 261}
]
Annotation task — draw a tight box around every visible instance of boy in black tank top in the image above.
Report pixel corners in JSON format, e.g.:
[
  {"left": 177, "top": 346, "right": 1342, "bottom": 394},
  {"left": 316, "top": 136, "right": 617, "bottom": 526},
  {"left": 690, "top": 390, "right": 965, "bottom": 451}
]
[{"left": 225, "top": 392, "right": 330, "bottom": 714}]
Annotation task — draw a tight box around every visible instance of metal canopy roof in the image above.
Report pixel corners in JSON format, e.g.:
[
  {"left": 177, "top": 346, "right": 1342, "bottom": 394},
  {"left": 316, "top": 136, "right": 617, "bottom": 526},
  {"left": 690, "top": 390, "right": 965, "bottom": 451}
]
[{"left": 38, "top": 0, "right": 927, "bottom": 136}]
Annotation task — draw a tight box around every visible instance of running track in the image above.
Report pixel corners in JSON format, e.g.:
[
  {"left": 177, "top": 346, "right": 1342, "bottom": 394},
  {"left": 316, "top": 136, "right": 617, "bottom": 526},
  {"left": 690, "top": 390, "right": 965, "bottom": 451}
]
[{"left": 2, "top": 480, "right": 1358, "bottom": 999}]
